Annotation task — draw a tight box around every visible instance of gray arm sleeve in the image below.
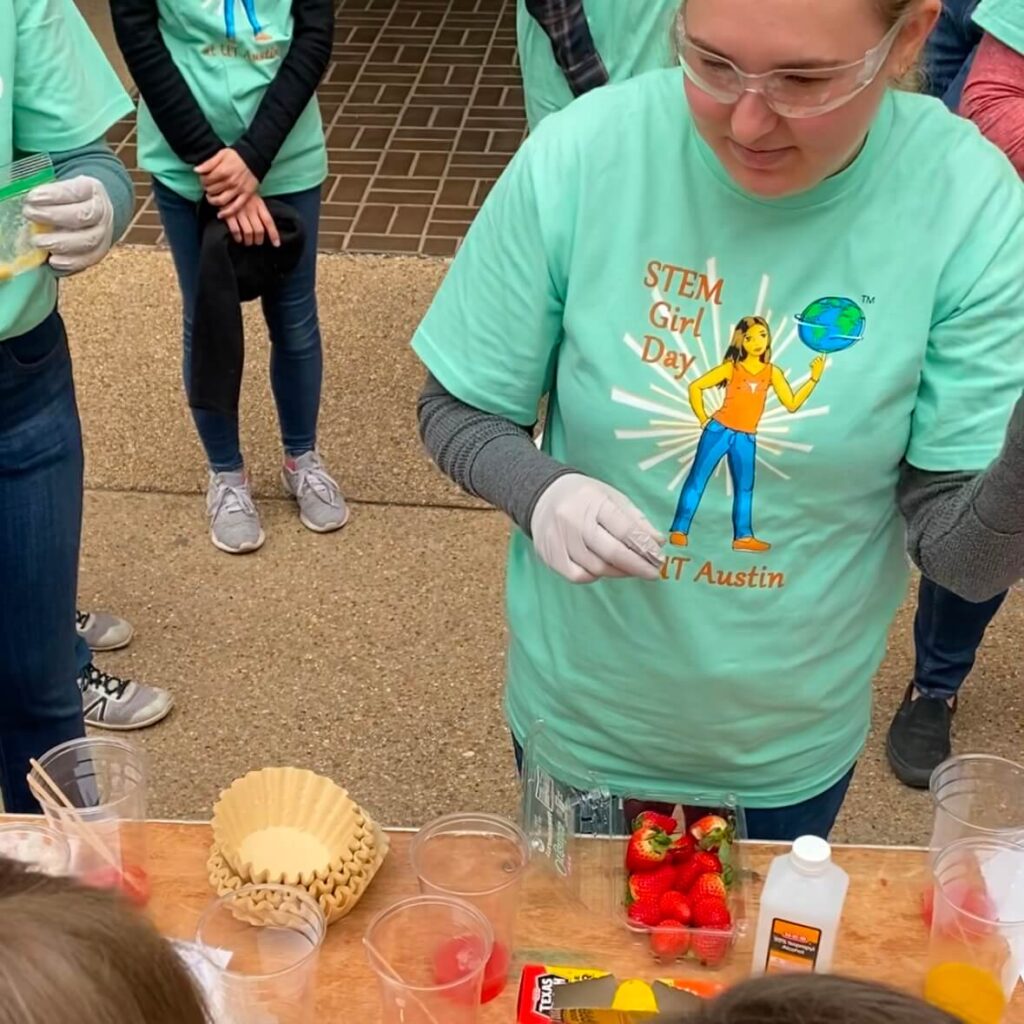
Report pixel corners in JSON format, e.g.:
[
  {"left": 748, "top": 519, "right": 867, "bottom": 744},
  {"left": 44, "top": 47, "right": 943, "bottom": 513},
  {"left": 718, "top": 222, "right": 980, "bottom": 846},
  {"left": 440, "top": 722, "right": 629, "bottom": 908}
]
[
  {"left": 417, "top": 372, "right": 576, "bottom": 536},
  {"left": 899, "top": 393, "right": 1024, "bottom": 601}
]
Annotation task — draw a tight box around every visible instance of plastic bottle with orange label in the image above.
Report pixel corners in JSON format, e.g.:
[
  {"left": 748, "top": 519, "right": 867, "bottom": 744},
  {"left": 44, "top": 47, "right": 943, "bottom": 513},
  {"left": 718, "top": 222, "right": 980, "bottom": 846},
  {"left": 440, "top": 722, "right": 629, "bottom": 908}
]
[{"left": 751, "top": 836, "right": 850, "bottom": 976}]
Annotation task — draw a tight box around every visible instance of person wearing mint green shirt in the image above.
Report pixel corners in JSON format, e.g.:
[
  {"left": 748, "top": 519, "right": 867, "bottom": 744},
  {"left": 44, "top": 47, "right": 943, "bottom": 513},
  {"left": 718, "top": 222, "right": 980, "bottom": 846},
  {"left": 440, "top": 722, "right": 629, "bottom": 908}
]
[
  {"left": 0, "top": 0, "right": 139, "bottom": 812},
  {"left": 518, "top": 0, "right": 679, "bottom": 129},
  {"left": 110, "top": 0, "right": 348, "bottom": 555},
  {"left": 415, "top": 0, "right": 1024, "bottom": 840}
]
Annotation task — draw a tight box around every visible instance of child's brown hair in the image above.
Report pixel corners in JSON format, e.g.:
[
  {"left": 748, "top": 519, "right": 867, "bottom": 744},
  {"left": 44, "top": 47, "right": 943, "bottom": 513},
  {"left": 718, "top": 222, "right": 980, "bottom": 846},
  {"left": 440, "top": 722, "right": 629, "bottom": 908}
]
[
  {"left": 694, "top": 974, "right": 960, "bottom": 1024},
  {"left": 0, "top": 857, "right": 208, "bottom": 1024}
]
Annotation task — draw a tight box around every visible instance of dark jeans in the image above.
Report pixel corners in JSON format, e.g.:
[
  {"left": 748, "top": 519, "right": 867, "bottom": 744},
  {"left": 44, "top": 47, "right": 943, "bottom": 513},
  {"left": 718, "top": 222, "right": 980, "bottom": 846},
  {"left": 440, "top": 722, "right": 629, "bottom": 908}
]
[
  {"left": 151, "top": 179, "right": 324, "bottom": 472},
  {"left": 0, "top": 311, "right": 86, "bottom": 813},
  {"left": 924, "top": 0, "right": 982, "bottom": 109},
  {"left": 513, "top": 739, "right": 854, "bottom": 842},
  {"left": 914, "top": 576, "right": 1007, "bottom": 701},
  {"left": 76, "top": 634, "right": 91, "bottom": 675}
]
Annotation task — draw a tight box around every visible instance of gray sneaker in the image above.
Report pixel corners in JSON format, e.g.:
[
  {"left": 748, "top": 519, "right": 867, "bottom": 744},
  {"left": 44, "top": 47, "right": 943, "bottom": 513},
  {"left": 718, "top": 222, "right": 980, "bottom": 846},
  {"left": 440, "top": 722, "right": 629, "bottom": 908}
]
[
  {"left": 78, "top": 663, "right": 174, "bottom": 731},
  {"left": 206, "top": 470, "right": 265, "bottom": 554},
  {"left": 282, "top": 452, "right": 349, "bottom": 533},
  {"left": 76, "top": 609, "right": 134, "bottom": 652}
]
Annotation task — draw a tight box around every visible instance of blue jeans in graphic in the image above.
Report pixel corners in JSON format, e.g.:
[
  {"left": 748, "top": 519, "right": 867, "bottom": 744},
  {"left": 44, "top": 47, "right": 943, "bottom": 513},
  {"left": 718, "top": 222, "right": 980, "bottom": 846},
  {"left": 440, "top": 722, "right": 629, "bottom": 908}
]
[
  {"left": 225, "top": 0, "right": 262, "bottom": 39},
  {"left": 914, "top": 576, "right": 1008, "bottom": 701},
  {"left": 152, "top": 180, "right": 324, "bottom": 473},
  {"left": 0, "top": 311, "right": 86, "bottom": 813},
  {"left": 671, "top": 420, "right": 756, "bottom": 539},
  {"left": 924, "top": 0, "right": 981, "bottom": 109}
]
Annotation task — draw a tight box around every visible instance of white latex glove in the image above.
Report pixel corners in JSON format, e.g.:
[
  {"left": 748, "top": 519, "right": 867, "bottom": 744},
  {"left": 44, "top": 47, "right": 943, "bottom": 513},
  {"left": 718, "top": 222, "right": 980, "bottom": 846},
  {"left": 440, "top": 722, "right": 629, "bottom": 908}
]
[
  {"left": 23, "top": 176, "right": 115, "bottom": 275},
  {"left": 530, "top": 473, "right": 665, "bottom": 584}
]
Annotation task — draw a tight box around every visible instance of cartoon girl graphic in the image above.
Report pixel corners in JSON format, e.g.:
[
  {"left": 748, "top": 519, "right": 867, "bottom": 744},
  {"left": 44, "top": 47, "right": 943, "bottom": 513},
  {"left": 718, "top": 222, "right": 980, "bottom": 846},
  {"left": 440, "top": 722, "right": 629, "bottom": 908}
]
[
  {"left": 222, "top": 0, "right": 269, "bottom": 42},
  {"left": 668, "top": 316, "right": 826, "bottom": 552}
]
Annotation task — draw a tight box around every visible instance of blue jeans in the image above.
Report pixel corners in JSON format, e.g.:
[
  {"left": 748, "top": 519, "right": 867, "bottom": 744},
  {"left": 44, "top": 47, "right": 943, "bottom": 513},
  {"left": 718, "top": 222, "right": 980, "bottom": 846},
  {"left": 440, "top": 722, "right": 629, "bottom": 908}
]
[
  {"left": 0, "top": 311, "right": 86, "bottom": 813},
  {"left": 225, "top": 0, "right": 262, "bottom": 39},
  {"left": 513, "top": 740, "right": 854, "bottom": 842},
  {"left": 152, "top": 179, "right": 324, "bottom": 472},
  {"left": 925, "top": 0, "right": 981, "bottom": 109},
  {"left": 914, "top": 576, "right": 1007, "bottom": 701},
  {"left": 671, "top": 421, "right": 756, "bottom": 539}
]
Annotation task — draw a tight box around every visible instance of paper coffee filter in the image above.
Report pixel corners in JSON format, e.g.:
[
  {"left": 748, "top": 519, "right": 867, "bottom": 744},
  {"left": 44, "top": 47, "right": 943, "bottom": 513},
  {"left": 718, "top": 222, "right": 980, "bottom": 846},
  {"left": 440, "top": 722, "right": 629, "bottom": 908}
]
[
  {"left": 207, "top": 832, "right": 389, "bottom": 926},
  {"left": 212, "top": 767, "right": 368, "bottom": 885}
]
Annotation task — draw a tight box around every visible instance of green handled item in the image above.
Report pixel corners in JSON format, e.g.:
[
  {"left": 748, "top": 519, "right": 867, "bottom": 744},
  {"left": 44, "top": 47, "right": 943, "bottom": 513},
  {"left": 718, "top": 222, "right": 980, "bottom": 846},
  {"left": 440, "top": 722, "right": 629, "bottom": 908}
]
[{"left": 0, "top": 154, "right": 56, "bottom": 280}]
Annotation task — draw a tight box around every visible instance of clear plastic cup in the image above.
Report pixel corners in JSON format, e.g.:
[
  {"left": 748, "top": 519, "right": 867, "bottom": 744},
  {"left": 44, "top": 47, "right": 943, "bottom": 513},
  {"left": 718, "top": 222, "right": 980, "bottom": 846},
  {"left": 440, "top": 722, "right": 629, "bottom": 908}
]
[
  {"left": 0, "top": 823, "right": 70, "bottom": 875},
  {"left": 925, "top": 838, "right": 1024, "bottom": 1024},
  {"left": 364, "top": 895, "right": 494, "bottom": 1024},
  {"left": 410, "top": 813, "right": 528, "bottom": 1002},
  {"left": 930, "top": 755, "right": 1024, "bottom": 858},
  {"left": 195, "top": 884, "right": 326, "bottom": 1024},
  {"left": 35, "top": 737, "right": 149, "bottom": 903}
]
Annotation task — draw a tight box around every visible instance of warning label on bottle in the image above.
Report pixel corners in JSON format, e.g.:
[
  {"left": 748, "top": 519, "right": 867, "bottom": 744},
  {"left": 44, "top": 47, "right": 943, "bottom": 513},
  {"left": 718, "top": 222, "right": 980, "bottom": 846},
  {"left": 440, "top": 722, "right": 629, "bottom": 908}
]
[{"left": 765, "top": 918, "right": 822, "bottom": 973}]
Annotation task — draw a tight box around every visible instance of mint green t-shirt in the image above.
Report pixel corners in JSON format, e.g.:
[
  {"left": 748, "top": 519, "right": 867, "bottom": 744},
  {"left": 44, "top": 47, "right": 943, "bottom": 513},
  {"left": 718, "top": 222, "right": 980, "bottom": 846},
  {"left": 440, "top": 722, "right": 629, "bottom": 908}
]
[
  {"left": 0, "top": 0, "right": 133, "bottom": 341},
  {"left": 412, "top": 71, "right": 1024, "bottom": 808},
  {"left": 516, "top": 0, "right": 678, "bottom": 128},
  {"left": 137, "top": 1, "right": 327, "bottom": 200},
  {"left": 974, "top": 0, "right": 1024, "bottom": 52}
]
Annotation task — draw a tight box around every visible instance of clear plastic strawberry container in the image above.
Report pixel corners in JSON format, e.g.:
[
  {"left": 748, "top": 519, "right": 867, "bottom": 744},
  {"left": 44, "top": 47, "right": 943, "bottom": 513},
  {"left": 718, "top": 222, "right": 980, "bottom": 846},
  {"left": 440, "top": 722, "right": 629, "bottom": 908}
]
[{"left": 520, "top": 722, "right": 749, "bottom": 971}]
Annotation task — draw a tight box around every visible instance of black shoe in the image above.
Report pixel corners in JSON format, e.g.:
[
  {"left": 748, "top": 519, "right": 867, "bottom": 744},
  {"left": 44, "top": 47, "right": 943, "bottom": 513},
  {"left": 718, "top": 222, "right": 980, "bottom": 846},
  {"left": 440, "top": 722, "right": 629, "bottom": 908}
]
[{"left": 886, "top": 683, "right": 956, "bottom": 789}]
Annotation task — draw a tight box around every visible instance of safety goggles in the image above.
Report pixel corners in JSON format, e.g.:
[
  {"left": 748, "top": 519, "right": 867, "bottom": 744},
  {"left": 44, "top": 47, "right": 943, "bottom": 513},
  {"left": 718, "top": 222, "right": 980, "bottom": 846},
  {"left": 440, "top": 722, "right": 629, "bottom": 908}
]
[{"left": 677, "top": 15, "right": 905, "bottom": 118}]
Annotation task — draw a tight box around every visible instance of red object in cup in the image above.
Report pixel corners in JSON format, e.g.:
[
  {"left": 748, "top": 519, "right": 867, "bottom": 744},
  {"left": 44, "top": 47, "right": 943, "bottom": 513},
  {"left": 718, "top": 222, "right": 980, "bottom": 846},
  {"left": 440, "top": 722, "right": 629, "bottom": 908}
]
[
  {"left": 922, "top": 881, "right": 996, "bottom": 935},
  {"left": 433, "top": 935, "right": 510, "bottom": 1004},
  {"left": 82, "top": 863, "right": 150, "bottom": 908}
]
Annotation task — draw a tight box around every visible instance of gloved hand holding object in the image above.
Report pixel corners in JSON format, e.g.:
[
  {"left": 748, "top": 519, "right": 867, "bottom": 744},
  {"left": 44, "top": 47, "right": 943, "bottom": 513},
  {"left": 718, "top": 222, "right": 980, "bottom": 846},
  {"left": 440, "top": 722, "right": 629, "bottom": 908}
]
[
  {"left": 530, "top": 473, "right": 665, "bottom": 584},
  {"left": 24, "top": 176, "right": 114, "bottom": 275}
]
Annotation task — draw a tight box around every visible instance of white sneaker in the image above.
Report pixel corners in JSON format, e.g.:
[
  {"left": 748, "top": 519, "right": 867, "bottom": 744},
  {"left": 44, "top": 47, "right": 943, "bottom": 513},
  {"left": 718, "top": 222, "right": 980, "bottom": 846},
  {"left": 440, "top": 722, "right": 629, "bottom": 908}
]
[
  {"left": 206, "top": 470, "right": 265, "bottom": 554},
  {"left": 76, "top": 610, "right": 134, "bottom": 652},
  {"left": 282, "top": 452, "right": 349, "bottom": 533},
  {"left": 79, "top": 663, "right": 174, "bottom": 731}
]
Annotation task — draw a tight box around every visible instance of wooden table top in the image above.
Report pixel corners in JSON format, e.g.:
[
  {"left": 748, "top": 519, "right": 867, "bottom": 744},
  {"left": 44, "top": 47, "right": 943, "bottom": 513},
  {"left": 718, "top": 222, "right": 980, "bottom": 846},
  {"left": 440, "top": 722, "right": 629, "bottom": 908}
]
[{"left": 135, "top": 821, "right": 1022, "bottom": 1022}]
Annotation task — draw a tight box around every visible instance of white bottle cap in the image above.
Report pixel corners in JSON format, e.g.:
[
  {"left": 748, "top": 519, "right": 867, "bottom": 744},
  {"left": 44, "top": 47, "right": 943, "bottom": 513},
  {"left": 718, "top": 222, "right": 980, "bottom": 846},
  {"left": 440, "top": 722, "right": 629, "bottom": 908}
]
[{"left": 791, "top": 835, "right": 832, "bottom": 874}]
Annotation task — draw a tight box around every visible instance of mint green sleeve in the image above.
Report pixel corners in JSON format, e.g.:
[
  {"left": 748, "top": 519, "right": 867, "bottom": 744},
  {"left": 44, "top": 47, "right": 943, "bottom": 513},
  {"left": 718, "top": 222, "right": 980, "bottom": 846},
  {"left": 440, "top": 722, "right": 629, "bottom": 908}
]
[
  {"left": 12, "top": 0, "right": 134, "bottom": 154},
  {"left": 974, "top": 0, "right": 1024, "bottom": 54},
  {"left": 411, "top": 130, "right": 570, "bottom": 428},
  {"left": 906, "top": 149, "right": 1024, "bottom": 472}
]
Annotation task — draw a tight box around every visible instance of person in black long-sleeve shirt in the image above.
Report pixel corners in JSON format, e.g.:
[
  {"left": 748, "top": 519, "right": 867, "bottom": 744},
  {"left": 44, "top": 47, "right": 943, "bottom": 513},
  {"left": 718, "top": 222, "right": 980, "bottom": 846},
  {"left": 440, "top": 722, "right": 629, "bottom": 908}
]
[{"left": 110, "top": 0, "right": 349, "bottom": 553}]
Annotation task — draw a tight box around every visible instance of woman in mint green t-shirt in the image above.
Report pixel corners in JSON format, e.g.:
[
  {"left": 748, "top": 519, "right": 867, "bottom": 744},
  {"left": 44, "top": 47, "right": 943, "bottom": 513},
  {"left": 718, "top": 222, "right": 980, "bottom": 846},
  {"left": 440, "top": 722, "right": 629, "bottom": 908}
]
[
  {"left": 415, "top": 0, "right": 1024, "bottom": 840},
  {"left": 111, "top": 1, "right": 348, "bottom": 555},
  {"left": 0, "top": 0, "right": 136, "bottom": 812}
]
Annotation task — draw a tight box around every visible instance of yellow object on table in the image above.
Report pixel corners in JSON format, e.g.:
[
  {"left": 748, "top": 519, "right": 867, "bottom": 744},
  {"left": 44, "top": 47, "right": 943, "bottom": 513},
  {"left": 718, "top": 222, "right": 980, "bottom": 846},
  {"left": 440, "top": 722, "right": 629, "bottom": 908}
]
[{"left": 925, "top": 962, "right": 1007, "bottom": 1024}]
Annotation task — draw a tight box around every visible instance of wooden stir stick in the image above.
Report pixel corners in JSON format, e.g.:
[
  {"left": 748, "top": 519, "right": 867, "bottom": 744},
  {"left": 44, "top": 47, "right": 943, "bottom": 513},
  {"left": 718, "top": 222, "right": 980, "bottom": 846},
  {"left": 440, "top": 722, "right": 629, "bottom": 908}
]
[{"left": 27, "top": 758, "right": 122, "bottom": 873}]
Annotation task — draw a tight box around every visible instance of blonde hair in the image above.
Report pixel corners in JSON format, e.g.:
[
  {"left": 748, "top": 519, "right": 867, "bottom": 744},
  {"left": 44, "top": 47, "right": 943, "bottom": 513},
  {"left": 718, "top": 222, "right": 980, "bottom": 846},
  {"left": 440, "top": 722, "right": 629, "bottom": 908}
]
[{"left": 0, "top": 858, "right": 208, "bottom": 1024}]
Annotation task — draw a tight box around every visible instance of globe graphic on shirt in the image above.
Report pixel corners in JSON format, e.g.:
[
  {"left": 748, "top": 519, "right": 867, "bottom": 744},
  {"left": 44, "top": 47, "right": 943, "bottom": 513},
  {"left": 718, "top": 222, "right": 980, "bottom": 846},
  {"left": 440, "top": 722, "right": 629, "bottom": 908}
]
[{"left": 794, "top": 296, "right": 866, "bottom": 354}]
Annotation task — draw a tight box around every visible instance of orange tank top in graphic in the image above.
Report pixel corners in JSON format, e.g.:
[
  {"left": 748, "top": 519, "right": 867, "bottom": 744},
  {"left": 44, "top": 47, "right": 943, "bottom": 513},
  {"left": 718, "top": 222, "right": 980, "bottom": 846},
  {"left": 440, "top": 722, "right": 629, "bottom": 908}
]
[{"left": 713, "top": 362, "right": 771, "bottom": 434}]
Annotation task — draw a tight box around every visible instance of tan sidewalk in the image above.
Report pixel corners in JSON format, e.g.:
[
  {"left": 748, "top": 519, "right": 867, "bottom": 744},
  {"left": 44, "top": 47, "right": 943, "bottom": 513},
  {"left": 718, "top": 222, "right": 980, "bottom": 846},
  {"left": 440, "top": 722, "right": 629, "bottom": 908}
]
[{"left": 65, "top": 249, "right": 1023, "bottom": 845}]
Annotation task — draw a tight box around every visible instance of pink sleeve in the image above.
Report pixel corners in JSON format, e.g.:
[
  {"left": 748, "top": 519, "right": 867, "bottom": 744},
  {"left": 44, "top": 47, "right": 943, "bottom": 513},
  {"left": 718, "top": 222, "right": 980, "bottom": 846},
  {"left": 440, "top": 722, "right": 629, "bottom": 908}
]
[{"left": 961, "top": 33, "right": 1024, "bottom": 176}]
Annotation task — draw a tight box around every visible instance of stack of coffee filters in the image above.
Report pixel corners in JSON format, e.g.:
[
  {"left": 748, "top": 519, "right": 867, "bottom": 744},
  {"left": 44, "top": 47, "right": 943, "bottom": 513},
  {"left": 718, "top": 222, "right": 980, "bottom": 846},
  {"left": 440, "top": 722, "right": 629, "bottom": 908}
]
[{"left": 208, "top": 767, "right": 389, "bottom": 925}]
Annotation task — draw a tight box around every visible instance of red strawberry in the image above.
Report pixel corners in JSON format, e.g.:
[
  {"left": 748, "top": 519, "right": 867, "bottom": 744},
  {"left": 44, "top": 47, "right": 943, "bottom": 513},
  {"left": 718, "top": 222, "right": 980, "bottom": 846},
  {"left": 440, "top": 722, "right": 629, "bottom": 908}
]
[
  {"left": 691, "top": 851, "right": 722, "bottom": 875},
  {"left": 690, "top": 814, "right": 731, "bottom": 851},
  {"left": 658, "top": 890, "right": 692, "bottom": 926},
  {"left": 675, "top": 858, "right": 704, "bottom": 893},
  {"left": 691, "top": 929, "right": 731, "bottom": 967},
  {"left": 627, "top": 897, "right": 663, "bottom": 928},
  {"left": 650, "top": 920, "right": 691, "bottom": 959},
  {"left": 633, "top": 811, "right": 678, "bottom": 835},
  {"left": 628, "top": 865, "right": 677, "bottom": 905},
  {"left": 690, "top": 873, "right": 727, "bottom": 902},
  {"left": 691, "top": 895, "right": 732, "bottom": 930},
  {"left": 668, "top": 834, "right": 696, "bottom": 863},
  {"left": 626, "top": 826, "right": 673, "bottom": 872}
]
